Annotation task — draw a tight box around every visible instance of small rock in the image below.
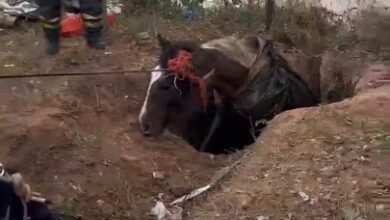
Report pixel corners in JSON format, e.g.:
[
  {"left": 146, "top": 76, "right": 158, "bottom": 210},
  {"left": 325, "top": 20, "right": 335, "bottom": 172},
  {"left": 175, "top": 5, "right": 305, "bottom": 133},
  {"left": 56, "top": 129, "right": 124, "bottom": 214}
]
[
  {"left": 137, "top": 32, "right": 150, "bottom": 40},
  {"left": 4, "top": 64, "right": 14, "bottom": 68},
  {"left": 341, "top": 205, "right": 365, "bottom": 220},
  {"left": 153, "top": 171, "right": 165, "bottom": 180},
  {"left": 80, "top": 156, "right": 95, "bottom": 166},
  {"left": 97, "top": 199, "right": 105, "bottom": 207},
  {"left": 103, "top": 160, "right": 111, "bottom": 166},
  {"left": 298, "top": 191, "right": 310, "bottom": 202},
  {"left": 101, "top": 203, "right": 114, "bottom": 215},
  {"left": 241, "top": 199, "right": 250, "bottom": 210},
  {"left": 52, "top": 194, "right": 65, "bottom": 206},
  {"left": 376, "top": 204, "right": 385, "bottom": 211},
  {"left": 120, "top": 154, "right": 137, "bottom": 162},
  {"left": 310, "top": 197, "right": 319, "bottom": 205},
  {"left": 69, "top": 59, "right": 79, "bottom": 65},
  {"left": 97, "top": 199, "right": 114, "bottom": 215}
]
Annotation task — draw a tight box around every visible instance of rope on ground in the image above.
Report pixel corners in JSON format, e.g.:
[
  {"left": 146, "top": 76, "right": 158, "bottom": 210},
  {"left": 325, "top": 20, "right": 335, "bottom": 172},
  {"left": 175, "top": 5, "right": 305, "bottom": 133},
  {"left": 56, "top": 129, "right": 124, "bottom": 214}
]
[
  {"left": 170, "top": 150, "right": 251, "bottom": 205},
  {"left": 0, "top": 68, "right": 164, "bottom": 79}
]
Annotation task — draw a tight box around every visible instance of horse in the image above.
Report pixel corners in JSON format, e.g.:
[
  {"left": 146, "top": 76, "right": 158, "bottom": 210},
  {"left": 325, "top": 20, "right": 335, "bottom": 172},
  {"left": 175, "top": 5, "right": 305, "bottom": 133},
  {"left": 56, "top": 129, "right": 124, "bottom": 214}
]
[{"left": 138, "top": 34, "right": 318, "bottom": 154}]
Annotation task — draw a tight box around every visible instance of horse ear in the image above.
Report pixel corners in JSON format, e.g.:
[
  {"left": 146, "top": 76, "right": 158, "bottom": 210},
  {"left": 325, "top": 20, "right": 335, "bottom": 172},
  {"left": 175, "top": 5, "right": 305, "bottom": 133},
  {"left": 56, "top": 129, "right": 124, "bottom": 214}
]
[{"left": 156, "top": 33, "right": 170, "bottom": 50}]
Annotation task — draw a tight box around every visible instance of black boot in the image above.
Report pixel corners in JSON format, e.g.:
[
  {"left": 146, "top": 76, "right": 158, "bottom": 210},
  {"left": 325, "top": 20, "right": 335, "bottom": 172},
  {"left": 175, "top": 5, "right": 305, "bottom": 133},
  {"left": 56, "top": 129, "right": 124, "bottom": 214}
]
[
  {"left": 43, "top": 28, "right": 60, "bottom": 55},
  {"left": 85, "top": 28, "right": 105, "bottom": 50}
]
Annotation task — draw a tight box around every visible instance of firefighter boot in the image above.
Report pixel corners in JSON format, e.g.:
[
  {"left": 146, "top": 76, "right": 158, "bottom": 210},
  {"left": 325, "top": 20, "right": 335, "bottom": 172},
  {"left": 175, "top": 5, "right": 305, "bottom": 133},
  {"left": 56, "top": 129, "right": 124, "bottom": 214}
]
[
  {"left": 85, "top": 28, "right": 105, "bottom": 50},
  {"left": 43, "top": 28, "right": 60, "bottom": 55}
]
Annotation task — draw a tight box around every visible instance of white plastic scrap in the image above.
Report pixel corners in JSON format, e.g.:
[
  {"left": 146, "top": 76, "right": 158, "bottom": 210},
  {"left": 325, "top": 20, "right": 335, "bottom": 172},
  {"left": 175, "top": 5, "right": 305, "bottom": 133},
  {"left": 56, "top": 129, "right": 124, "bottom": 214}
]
[
  {"left": 298, "top": 191, "right": 310, "bottom": 202},
  {"left": 171, "top": 185, "right": 211, "bottom": 205},
  {"left": 4, "top": 64, "right": 14, "bottom": 68},
  {"left": 151, "top": 201, "right": 183, "bottom": 220},
  {"left": 152, "top": 171, "right": 165, "bottom": 180},
  {"left": 151, "top": 202, "right": 168, "bottom": 220},
  {"left": 257, "top": 216, "right": 270, "bottom": 220},
  {"left": 0, "top": 162, "right": 4, "bottom": 176},
  {"left": 0, "top": 0, "right": 38, "bottom": 16}
]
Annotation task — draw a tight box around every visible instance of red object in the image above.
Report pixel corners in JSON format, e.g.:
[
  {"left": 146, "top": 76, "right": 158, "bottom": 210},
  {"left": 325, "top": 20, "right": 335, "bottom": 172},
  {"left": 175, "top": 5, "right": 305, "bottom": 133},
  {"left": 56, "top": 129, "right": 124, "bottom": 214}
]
[
  {"left": 167, "top": 50, "right": 208, "bottom": 109},
  {"left": 107, "top": 13, "right": 115, "bottom": 26},
  {"left": 60, "top": 13, "right": 116, "bottom": 38},
  {"left": 60, "top": 14, "right": 83, "bottom": 37}
]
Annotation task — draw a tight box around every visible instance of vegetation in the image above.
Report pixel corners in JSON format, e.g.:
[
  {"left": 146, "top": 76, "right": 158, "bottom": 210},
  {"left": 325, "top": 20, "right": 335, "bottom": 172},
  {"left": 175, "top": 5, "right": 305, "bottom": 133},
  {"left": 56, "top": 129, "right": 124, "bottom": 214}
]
[{"left": 115, "top": 0, "right": 388, "bottom": 57}]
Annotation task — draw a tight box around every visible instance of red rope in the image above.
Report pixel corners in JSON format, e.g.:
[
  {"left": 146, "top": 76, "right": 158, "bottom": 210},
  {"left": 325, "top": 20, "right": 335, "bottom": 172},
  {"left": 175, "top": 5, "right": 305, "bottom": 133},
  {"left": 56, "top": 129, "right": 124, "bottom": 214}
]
[{"left": 167, "top": 50, "right": 208, "bottom": 109}]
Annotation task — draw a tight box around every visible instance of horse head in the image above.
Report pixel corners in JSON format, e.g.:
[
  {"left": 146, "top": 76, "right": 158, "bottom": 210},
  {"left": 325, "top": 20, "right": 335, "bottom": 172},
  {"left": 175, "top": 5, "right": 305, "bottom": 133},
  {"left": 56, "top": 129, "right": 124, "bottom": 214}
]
[
  {"left": 138, "top": 34, "right": 256, "bottom": 153},
  {"left": 138, "top": 34, "right": 215, "bottom": 139}
]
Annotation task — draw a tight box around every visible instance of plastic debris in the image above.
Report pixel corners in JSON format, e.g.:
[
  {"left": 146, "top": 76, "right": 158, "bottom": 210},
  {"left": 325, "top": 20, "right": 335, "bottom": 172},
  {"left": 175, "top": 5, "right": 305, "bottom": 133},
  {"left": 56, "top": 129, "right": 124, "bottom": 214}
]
[
  {"left": 0, "top": 162, "right": 4, "bottom": 176},
  {"left": 341, "top": 204, "right": 365, "bottom": 220},
  {"left": 298, "top": 191, "right": 310, "bottom": 202},
  {"left": 0, "top": 0, "right": 39, "bottom": 18},
  {"left": 151, "top": 201, "right": 183, "bottom": 220},
  {"left": 4, "top": 64, "right": 14, "bottom": 68},
  {"left": 151, "top": 201, "right": 168, "bottom": 220},
  {"left": 257, "top": 216, "right": 270, "bottom": 220},
  {"left": 152, "top": 171, "right": 165, "bottom": 180}
]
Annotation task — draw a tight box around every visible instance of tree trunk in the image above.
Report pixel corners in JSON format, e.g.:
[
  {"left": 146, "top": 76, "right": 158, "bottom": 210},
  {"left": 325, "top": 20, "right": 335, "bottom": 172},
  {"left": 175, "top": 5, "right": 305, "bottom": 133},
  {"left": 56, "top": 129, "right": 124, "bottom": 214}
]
[{"left": 265, "top": 0, "right": 275, "bottom": 32}]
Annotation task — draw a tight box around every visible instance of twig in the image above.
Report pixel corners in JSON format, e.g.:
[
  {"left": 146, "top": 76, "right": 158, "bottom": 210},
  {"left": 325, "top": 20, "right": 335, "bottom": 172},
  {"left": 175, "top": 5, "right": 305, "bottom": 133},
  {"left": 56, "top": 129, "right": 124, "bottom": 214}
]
[
  {"left": 94, "top": 85, "right": 101, "bottom": 112},
  {"left": 291, "top": 47, "right": 323, "bottom": 59}
]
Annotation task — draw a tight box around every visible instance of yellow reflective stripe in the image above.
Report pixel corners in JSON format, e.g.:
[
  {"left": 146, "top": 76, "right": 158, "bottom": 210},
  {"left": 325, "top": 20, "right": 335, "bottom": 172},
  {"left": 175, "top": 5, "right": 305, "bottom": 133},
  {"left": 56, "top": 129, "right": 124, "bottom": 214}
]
[
  {"left": 42, "top": 23, "right": 59, "bottom": 29},
  {"left": 84, "top": 21, "right": 103, "bottom": 28},
  {"left": 39, "top": 16, "right": 60, "bottom": 24},
  {"left": 81, "top": 13, "right": 102, "bottom": 21}
]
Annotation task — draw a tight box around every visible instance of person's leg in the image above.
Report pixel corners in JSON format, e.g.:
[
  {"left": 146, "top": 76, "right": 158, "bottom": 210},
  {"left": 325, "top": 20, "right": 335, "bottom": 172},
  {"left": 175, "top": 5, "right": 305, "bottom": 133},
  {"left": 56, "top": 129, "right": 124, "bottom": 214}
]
[
  {"left": 79, "top": 0, "right": 105, "bottom": 50},
  {"left": 0, "top": 177, "right": 25, "bottom": 220},
  {"left": 36, "top": 0, "right": 62, "bottom": 55}
]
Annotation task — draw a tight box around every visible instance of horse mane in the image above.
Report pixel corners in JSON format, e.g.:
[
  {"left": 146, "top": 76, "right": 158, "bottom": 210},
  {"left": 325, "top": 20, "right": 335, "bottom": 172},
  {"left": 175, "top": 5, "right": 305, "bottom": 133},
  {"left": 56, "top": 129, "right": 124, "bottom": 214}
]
[{"left": 201, "top": 35, "right": 266, "bottom": 70}]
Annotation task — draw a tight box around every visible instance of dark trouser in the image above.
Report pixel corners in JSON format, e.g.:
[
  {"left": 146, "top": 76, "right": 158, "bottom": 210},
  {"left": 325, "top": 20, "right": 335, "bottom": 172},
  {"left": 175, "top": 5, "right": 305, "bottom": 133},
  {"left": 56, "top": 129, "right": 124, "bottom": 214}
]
[
  {"left": 0, "top": 178, "right": 26, "bottom": 220},
  {"left": 37, "top": 0, "right": 103, "bottom": 49}
]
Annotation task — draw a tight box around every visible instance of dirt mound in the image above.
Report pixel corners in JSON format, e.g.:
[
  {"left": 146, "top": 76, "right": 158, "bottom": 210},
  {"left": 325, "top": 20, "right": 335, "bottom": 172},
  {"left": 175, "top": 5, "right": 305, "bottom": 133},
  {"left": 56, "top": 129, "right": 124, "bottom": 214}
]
[
  {"left": 185, "top": 87, "right": 390, "bottom": 219},
  {"left": 0, "top": 37, "right": 231, "bottom": 219},
  {"left": 0, "top": 94, "right": 231, "bottom": 219}
]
